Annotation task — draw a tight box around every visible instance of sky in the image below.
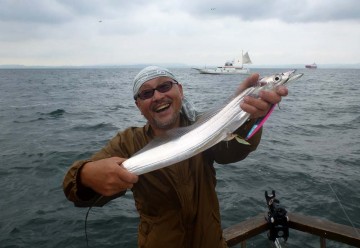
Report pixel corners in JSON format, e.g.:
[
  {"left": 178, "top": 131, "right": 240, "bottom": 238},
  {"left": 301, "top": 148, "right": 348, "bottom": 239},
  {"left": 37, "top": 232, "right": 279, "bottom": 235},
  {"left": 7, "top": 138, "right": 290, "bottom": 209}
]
[{"left": 1, "top": 0, "right": 360, "bottom": 67}]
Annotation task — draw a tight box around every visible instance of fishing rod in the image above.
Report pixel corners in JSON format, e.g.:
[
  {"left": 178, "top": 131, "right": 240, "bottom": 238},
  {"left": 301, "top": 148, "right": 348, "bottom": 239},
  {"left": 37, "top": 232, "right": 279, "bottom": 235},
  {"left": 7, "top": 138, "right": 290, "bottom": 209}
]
[{"left": 265, "top": 190, "right": 289, "bottom": 248}]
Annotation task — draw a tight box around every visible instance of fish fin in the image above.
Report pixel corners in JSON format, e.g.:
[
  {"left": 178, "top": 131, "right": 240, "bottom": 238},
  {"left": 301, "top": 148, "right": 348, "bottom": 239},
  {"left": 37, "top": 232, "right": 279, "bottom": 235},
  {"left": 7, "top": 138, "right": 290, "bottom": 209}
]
[
  {"left": 164, "top": 106, "right": 224, "bottom": 140},
  {"left": 223, "top": 133, "right": 250, "bottom": 145},
  {"left": 166, "top": 89, "right": 249, "bottom": 139},
  {"left": 234, "top": 135, "right": 251, "bottom": 145},
  {"left": 224, "top": 132, "right": 236, "bottom": 141},
  {"left": 131, "top": 134, "right": 172, "bottom": 156}
]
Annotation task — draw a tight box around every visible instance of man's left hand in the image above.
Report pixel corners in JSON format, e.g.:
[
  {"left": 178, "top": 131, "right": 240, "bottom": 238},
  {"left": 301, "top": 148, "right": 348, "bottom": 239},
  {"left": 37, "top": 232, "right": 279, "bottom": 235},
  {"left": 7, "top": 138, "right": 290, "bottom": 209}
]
[{"left": 239, "top": 74, "right": 289, "bottom": 119}]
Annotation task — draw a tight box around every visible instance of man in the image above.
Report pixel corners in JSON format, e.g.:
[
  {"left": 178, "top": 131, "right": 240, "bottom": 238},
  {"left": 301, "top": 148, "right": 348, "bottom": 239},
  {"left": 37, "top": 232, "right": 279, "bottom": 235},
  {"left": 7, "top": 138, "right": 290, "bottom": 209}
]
[{"left": 63, "top": 66, "right": 288, "bottom": 247}]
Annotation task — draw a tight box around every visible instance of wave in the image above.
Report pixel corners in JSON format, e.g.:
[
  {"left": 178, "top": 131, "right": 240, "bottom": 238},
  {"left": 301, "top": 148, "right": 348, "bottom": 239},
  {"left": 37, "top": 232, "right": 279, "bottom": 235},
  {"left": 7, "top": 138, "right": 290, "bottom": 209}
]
[
  {"left": 71, "top": 122, "right": 118, "bottom": 131},
  {"left": 41, "top": 108, "right": 66, "bottom": 118},
  {"left": 12, "top": 109, "right": 66, "bottom": 123},
  {"left": 9, "top": 103, "right": 53, "bottom": 109}
]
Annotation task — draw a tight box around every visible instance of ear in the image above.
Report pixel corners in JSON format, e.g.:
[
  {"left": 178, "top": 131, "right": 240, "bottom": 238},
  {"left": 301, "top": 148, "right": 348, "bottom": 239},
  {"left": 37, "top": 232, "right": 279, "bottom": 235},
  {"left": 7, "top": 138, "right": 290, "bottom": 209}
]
[
  {"left": 177, "top": 83, "right": 184, "bottom": 98},
  {"left": 135, "top": 100, "right": 144, "bottom": 115}
]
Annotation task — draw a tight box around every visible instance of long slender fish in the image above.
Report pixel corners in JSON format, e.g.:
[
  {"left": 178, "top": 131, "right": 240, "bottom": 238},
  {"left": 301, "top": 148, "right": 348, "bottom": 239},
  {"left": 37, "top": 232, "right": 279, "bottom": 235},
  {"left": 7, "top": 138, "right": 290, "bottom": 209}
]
[{"left": 123, "top": 70, "right": 303, "bottom": 175}]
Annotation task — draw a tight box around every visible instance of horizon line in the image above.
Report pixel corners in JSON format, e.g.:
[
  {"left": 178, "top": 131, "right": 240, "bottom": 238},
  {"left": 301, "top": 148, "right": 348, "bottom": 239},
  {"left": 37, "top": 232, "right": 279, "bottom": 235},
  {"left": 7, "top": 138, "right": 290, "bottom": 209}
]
[{"left": 1, "top": 63, "right": 360, "bottom": 69}]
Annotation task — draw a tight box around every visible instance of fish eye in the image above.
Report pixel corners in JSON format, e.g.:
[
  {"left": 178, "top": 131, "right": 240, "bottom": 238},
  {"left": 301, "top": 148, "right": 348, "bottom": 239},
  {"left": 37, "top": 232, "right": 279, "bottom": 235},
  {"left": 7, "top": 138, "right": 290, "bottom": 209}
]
[{"left": 274, "top": 75, "right": 282, "bottom": 81}]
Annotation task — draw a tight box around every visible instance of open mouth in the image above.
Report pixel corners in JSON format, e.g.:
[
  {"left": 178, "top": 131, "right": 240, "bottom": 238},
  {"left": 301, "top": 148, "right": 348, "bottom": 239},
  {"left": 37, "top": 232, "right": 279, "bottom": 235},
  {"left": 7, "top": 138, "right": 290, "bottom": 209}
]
[{"left": 154, "top": 103, "right": 170, "bottom": 113}]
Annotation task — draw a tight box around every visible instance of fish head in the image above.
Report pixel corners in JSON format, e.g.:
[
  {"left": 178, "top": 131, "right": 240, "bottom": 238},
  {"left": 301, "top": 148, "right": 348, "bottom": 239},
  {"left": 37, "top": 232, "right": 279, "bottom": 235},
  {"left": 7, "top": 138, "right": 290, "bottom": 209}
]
[{"left": 258, "top": 70, "right": 303, "bottom": 87}]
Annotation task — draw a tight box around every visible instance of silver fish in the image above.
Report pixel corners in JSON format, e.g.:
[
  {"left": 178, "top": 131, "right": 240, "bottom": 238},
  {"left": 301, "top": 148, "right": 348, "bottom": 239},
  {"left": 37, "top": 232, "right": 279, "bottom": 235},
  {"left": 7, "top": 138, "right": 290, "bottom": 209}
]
[{"left": 123, "top": 70, "right": 303, "bottom": 175}]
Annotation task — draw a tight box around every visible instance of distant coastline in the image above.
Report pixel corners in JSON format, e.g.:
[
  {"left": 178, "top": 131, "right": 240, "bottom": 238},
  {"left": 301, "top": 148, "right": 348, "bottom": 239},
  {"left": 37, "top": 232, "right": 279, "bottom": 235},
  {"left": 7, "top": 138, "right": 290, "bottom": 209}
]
[{"left": 1, "top": 63, "right": 360, "bottom": 69}]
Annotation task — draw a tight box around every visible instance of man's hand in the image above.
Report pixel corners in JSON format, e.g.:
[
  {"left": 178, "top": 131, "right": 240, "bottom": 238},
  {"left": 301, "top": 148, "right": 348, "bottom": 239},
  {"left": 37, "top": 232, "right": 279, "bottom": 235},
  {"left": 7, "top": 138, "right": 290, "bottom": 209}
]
[
  {"left": 80, "top": 157, "right": 138, "bottom": 196},
  {"left": 238, "top": 73, "right": 288, "bottom": 119}
]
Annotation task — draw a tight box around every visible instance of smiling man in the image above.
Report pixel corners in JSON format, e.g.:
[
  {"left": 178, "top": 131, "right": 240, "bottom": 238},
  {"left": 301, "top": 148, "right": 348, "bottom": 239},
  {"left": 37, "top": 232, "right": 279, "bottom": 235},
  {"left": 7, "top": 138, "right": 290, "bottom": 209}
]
[
  {"left": 134, "top": 74, "right": 184, "bottom": 134},
  {"left": 63, "top": 65, "right": 288, "bottom": 248}
]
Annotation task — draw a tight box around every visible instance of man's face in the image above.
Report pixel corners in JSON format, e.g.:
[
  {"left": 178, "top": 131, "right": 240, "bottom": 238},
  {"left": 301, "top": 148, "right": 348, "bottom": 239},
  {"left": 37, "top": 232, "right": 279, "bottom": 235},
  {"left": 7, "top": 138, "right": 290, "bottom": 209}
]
[{"left": 135, "top": 76, "right": 183, "bottom": 133}]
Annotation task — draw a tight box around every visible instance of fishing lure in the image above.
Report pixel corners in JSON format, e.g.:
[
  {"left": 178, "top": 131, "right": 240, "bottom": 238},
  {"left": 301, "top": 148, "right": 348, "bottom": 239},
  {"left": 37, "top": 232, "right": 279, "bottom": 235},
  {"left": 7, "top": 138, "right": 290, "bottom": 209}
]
[
  {"left": 245, "top": 70, "right": 303, "bottom": 140},
  {"left": 245, "top": 104, "right": 276, "bottom": 140}
]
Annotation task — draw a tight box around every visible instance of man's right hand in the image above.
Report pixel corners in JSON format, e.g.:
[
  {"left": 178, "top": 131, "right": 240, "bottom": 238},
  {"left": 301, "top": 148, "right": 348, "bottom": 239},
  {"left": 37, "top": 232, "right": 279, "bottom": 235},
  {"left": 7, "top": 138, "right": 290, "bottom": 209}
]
[{"left": 80, "top": 157, "right": 138, "bottom": 196}]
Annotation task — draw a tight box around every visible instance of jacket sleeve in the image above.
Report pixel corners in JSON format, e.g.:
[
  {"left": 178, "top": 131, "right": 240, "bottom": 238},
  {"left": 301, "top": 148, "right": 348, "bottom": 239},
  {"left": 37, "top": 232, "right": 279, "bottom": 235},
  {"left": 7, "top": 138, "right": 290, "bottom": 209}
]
[
  {"left": 62, "top": 129, "right": 137, "bottom": 207},
  {"left": 210, "top": 118, "right": 262, "bottom": 164},
  {"left": 62, "top": 158, "right": 126, "bottom": 208}
]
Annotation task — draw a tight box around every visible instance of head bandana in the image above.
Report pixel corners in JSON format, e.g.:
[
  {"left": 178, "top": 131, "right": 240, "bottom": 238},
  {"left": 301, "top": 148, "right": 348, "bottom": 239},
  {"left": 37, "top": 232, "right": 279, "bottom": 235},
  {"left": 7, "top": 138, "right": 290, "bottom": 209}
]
[{"left": 133, "top": 66, "right": 197, "bottom": 122}]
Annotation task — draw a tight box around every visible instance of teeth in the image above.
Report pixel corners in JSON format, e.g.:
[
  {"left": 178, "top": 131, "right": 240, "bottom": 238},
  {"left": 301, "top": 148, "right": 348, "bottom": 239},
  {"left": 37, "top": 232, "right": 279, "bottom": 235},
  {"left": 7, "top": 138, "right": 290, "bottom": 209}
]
[{"left": 155, "top": 104, "right": 170, "bottom": 112}]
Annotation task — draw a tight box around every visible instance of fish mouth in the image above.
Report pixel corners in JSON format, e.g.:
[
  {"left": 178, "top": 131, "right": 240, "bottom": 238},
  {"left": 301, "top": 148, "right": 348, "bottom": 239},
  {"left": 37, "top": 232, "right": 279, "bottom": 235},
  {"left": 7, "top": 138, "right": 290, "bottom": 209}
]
[
  {"left": 281, "top": 70, "right": 303, "bottom": 85},
  {"left": 288, "top": 72, "right": 303, "bottom": 82}
]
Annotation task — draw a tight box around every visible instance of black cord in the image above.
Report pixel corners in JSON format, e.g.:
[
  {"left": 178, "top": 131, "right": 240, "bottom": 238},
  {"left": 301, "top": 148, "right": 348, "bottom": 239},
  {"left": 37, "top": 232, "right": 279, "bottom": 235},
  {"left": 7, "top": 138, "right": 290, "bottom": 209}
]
[{"left": 84, "top": 196, "right": 103, "bottom": 247}]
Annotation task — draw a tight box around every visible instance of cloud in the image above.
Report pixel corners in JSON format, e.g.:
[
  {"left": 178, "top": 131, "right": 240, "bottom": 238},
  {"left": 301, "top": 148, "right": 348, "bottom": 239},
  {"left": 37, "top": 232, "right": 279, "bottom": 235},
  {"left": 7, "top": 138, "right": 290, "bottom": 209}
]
[
  {"left": 0, "top": 0, "right": 359, "bottom": 66},
  {"left": 181, "top": 0, "right": 360, "bottom": 22},
  {"left": 3, "top": 0, "right": 359, "bottom": 26},
  {"left": 0, "top": 0, "right": 71, "bottom": 23}
]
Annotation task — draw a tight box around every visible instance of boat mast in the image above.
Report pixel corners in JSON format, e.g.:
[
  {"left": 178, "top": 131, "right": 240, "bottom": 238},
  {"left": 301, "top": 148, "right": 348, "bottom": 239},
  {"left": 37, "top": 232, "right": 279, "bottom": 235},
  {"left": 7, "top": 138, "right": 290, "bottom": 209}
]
[{"left": 241, "top": 50, "right": 243, "bottom": 68}]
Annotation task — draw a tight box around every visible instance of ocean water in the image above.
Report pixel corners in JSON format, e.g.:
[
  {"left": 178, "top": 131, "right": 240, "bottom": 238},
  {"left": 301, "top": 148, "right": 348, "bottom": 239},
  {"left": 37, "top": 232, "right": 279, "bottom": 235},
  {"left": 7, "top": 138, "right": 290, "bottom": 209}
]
[{"left": 0, "top": 68, "right": 359, "bottom": 248}]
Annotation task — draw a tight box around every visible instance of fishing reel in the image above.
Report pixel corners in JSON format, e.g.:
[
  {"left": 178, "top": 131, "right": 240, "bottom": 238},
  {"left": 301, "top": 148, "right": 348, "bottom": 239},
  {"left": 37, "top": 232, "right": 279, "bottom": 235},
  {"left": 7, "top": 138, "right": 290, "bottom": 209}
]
[{"left": 265, "top": 190, "right": 289, "bottom": 243}]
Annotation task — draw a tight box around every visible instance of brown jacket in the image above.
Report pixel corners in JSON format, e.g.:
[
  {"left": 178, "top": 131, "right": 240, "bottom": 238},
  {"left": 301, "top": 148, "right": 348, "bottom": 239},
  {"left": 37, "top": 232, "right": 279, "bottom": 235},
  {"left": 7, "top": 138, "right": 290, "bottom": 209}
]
[{"left": 63, "top": 115, "right": 261, "bottom": 248}]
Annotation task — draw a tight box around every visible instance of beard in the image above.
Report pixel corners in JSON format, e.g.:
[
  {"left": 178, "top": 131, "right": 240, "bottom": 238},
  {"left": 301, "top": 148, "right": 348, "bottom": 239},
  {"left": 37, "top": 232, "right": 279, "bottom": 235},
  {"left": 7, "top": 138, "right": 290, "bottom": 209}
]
[{"left": 151, "top": 110, "right": 180, "bottom": 130}]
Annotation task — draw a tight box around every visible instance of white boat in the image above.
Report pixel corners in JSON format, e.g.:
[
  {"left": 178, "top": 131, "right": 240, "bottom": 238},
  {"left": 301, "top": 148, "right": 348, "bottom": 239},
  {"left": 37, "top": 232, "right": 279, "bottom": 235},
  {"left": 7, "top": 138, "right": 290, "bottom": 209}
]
[
  {"left": 305, "top": 63, "right": 317, "bottom": 69},
  {"left": 192, "top": 51, "right": 252, "bottom": 75}
]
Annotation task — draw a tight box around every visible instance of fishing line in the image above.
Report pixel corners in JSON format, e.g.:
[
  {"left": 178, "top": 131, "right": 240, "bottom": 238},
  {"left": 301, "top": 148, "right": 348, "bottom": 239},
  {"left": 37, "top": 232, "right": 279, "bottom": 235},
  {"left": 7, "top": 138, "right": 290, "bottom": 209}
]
[
  {"left": 85, "top": 205, "right": 92, "bottom": 247},
  {"left": 84, "top": 196, "right": 103, "bottom": 247},
  {"left": 328, "top": 182, "right": 360, "bottom": 237},
  {"left": 266, "top": 121, "right": 360, "bottom": 239},
  {"left": 304, "top": 144, "right": 360, "bottom": 238}
]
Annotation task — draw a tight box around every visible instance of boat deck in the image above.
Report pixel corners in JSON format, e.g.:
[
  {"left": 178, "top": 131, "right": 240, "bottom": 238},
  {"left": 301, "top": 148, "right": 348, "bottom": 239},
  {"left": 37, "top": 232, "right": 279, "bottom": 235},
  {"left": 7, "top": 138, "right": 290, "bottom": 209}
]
[{"left": 223, "top": 212, "right": 360, "bottom": 247}]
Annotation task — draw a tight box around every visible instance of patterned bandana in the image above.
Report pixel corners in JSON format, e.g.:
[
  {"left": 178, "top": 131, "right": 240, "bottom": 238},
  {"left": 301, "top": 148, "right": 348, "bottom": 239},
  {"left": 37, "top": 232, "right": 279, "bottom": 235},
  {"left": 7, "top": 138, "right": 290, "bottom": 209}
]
[{"left": 133, "top": 66, "right": 197, "bottom": 122}]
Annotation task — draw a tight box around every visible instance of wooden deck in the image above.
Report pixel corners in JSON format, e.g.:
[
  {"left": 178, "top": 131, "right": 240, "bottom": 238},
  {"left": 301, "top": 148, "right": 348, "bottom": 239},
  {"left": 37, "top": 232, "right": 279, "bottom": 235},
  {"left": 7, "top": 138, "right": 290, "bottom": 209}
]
[{"left": 223, "top": 212, "right": 360, "bottom": 247}]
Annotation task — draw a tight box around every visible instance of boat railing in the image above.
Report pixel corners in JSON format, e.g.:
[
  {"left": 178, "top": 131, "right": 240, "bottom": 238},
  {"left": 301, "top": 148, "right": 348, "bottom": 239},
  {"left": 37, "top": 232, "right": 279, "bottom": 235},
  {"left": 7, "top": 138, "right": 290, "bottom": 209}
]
[{"left": 223, "top": 212, "right": 360, "bottom": 247}]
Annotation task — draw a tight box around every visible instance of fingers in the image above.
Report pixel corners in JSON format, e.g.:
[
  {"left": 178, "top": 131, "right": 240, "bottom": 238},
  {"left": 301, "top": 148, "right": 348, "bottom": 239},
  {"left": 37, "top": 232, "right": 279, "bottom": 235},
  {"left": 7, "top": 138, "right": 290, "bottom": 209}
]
[
  {"left": 109, "top": 156, "right": 126, "bottom": 165},
  {"left": 98, "top": 164, "right": 138, "bottom": 196},
  {"left": 117, "top": 164, "right": 139, "bottom": 184},
  {"left": 237, "top": 73, "right": 289, "bottom": 119},
  {"left": 276, "top": 85, "right": 289, "bottom": 97},
  {"left": 240, "top": 96, "right": 269, "bottom": 119},
  {"left": 244, "top": 73, "right": 260, "bottom": 87},
  {"left": 111, "top": 156, "right": 138, "bottom": 184},
  {"left": 80, "top": 157, "right": 138, "bottom": 196},
  {"left": 236, "top": 73, "right": 260, "bottom": 94},
  {"left": 240, "top": 85, "right": 288, "bottom": 119},
  {"left": 258, "top": 91, "right": 281, "bottom": 105},
  {"left": 258, "top": 86, "right": 288, "bottom": 105}
]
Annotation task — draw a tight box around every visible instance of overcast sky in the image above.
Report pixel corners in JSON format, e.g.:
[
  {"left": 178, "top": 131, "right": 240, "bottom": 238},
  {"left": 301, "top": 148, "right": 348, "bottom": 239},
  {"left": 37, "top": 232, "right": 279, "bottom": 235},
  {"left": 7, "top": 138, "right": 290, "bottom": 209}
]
[{"left": 1, "top": 0, "right": 359, "bottom": 66}]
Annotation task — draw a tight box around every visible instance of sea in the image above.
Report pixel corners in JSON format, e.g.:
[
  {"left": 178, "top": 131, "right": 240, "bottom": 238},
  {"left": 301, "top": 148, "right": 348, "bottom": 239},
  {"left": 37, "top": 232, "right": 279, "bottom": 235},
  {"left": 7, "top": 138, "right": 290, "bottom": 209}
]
[{"left": 0, "top": 67, "right": 359, "bottom": 248}]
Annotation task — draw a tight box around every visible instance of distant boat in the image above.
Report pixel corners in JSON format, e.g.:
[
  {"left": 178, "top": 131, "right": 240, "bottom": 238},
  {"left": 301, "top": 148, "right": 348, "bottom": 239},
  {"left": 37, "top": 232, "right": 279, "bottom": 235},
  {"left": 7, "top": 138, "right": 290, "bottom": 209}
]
[
  {"left": 192, "top": 51, "right": 252, "bottom": 75},
  {"left": 305, "top": 63, "right": 317, "bottom": 69}
]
